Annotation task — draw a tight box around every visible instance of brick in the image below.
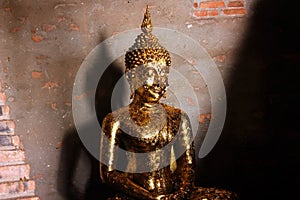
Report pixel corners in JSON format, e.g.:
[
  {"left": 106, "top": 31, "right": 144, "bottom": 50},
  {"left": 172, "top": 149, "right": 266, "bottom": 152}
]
[
  {"left": 0, "top": 164, "right": 30, "bottom": 183},
  {"left": 208, "top": 10, "right": 219, "bottom": 16},
  {"left": 0, "top": 135, "right": 20, "bottom": 150},
  {"left": 31, "top": 71, "right": 42, "bottom": 79},
  {"left": 4, "top": 7, "right": 12, "bottom": 12},
  {"left": 31, "top": 35, "right": 43, "bottom": 42},
  {"left": 12, "top": 135, "right": 20, "bottom": 147},
  {"left": 228, "top": 1, "right": 244, "bottom": 7},
  {"left": 35, "top": 54, "right": 48, "bottom": 60},
  {"left": 41, "top": 24, "right": 56, "bottom": 32},
  {"left": 0, "top": 135, "right": 11, "bottom": 146},
  {"left": 200, "top": 1, "right": 225, "bottom": 8},
  {"left": 193, "top": 10, "right": 219, "bottom": 17},
  {"left": 193, "top": 2, "right": 199, "bottom": 9},
  {"left": 0, "top": 180, "right": 35, "bottom": 199},
  {"left": 0, "top": 105, "right": 10, "bottom": 120},
  {"left": 199, "top": 113, "right": 212, "bottom": 124},
  {"left": 69, "top": 23, "right": 80, "bottom": 32},
  {"left": 3, "top": 66, "right": 8, "bottom": 73},
  {"left": 0, "top": 120, "right": 15, "bottom": 135},
  {"left": 17, "top": 197, "right": 40, "bottom": 200},
  {"left": 194, "top": 10, "right": 208, "bottom": 17},
  {"left": 0, "top": 92, "right": 6, "bottom": 105},
  {"left": 10, "top": 26, "right": 21, "bottom": 33},
  {"left": 0, "top": 150, "right": 25, "bottom": 166},
  {"left": 213, "top": 55, "right": 226, "bottom": 63},
  {"left": 222, "top": 8, "right": 246, "bottom": 15}
]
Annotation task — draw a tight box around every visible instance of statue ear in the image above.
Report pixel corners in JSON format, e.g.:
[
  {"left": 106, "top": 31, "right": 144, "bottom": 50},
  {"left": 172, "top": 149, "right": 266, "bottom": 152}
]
[
  {"left": 126, "top": 69, "right": 136, "bottom": 99},
  {"left": 125, "top": 68, "right": 136, "bottom": 93},
  {"left": 129, "top": 80, "right": 135, "bottom": 99},
  {"left": 127, "top": 80, "right": 135, "bottom": 99}
]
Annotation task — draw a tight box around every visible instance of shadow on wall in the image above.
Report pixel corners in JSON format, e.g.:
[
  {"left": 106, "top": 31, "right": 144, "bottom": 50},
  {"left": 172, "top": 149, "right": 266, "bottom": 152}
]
[
  {"left": 57, "top": 34, "right": 124, "bottom": 200},
  {"left": 196, "top": 0, "right": 300, "bottom": 199}
]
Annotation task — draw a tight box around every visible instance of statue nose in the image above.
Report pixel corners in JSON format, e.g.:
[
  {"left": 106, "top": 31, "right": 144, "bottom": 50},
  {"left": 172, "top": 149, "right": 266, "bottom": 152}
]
[
  {"left": 144, "top": 70, "right": 158, "bottom": 85},
  {"left": 153, "top": 77, "right": 167, "bottom": 89}
]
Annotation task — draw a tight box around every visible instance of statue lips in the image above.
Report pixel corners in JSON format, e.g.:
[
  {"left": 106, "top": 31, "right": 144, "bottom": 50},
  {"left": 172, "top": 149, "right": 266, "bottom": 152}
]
[{"left": 148, "top": 85, "right": 165, "bottom": 99}]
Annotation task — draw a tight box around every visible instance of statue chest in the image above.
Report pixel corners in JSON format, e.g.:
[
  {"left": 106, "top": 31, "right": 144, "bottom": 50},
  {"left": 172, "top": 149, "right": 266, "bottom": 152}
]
[{"left": 120, "top": 124, "right": 175, "bottom": 152}]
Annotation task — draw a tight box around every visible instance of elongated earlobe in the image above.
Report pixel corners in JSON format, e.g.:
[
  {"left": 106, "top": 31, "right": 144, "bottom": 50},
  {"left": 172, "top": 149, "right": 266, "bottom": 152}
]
[{"left": 129, "top": 79, "right": 136, "bottom": 99}]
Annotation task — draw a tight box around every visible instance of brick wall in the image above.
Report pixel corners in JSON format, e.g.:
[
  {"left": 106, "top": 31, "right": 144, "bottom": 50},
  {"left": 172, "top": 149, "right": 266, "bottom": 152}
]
[
  {"left": 192, "top": 0, "right": 246, "bottom": 18},
  {"left": 0, "top": 81, "right": 39, "bottom": 200}
]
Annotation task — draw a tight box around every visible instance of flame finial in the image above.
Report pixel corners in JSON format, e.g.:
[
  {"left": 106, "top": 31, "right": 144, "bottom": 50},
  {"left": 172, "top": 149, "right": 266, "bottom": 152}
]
[{"left": 141, "top": 5, "right": 153, "bottom": 33}]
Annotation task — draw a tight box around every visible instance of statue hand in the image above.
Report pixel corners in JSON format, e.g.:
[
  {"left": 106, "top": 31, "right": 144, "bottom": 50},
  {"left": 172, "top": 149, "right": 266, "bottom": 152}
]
[
  {"left": 155, "top": 194, "right": 184, "bottom": 200},
  {"left": 155, "top": 194, "right": 168, "bottom": 200},
  {"left": 167, "top": 190, "right": 188, "bottom": 200}
]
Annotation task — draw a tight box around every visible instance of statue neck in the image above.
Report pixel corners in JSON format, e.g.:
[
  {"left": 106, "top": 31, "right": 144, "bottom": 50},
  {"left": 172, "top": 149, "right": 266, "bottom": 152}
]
[{"left": 130, "top": 93, "right": 159, "bottom": 110}]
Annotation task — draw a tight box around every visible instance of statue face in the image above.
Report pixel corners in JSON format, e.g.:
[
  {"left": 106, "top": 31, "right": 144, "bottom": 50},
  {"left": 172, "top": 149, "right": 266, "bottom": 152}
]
[{"left": 130, "top": 60, "right": 169, "bottom": 103}]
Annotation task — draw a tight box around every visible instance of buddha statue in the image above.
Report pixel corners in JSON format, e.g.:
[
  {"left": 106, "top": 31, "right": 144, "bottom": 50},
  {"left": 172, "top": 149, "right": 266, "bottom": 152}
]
[{"left": 100, "top": 6, "right": 239, "bottom": 200}]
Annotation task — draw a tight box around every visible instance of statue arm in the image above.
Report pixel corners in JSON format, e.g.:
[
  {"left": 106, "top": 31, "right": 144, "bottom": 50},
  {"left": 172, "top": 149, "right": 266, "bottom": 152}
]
[
  {"left": 99, "top": 114, "right": 158, "bottom": 200},
  {"left": 171, "top": 112, "right": 195, "bottom": 199}
]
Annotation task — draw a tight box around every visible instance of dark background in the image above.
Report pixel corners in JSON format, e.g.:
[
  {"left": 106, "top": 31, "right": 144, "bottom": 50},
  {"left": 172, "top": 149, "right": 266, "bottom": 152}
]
[{"left": 197, "top": 1, "right": 300, "bottom": 199}]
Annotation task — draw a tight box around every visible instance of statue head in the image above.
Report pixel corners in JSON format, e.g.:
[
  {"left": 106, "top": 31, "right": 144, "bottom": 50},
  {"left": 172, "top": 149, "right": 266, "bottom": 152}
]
[{"left": 125, "top": 6, "right": 171, "bottom": 103}]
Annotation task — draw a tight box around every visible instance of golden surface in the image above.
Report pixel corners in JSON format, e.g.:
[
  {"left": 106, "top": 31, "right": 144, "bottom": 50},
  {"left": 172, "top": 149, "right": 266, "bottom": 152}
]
[{"left": 99, "top": 6, "right": 239, "bottom": 200}]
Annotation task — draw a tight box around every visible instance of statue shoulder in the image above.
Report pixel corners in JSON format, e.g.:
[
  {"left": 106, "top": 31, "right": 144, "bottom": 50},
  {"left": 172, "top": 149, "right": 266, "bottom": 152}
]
[
  {"left": 161, "top": 103, "right": 181, "bottom": 113},
  {"left": 102, "top": 106, "right": 130, "bottom": 130},
  {"left": 161, "top": 103, "right": 190, "bottom": 121}
]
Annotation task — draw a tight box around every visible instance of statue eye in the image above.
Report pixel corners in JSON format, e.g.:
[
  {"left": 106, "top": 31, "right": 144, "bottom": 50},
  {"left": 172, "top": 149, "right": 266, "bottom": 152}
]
[{"left": 144, "top": 68, "right": 156, "bottom": 76}]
